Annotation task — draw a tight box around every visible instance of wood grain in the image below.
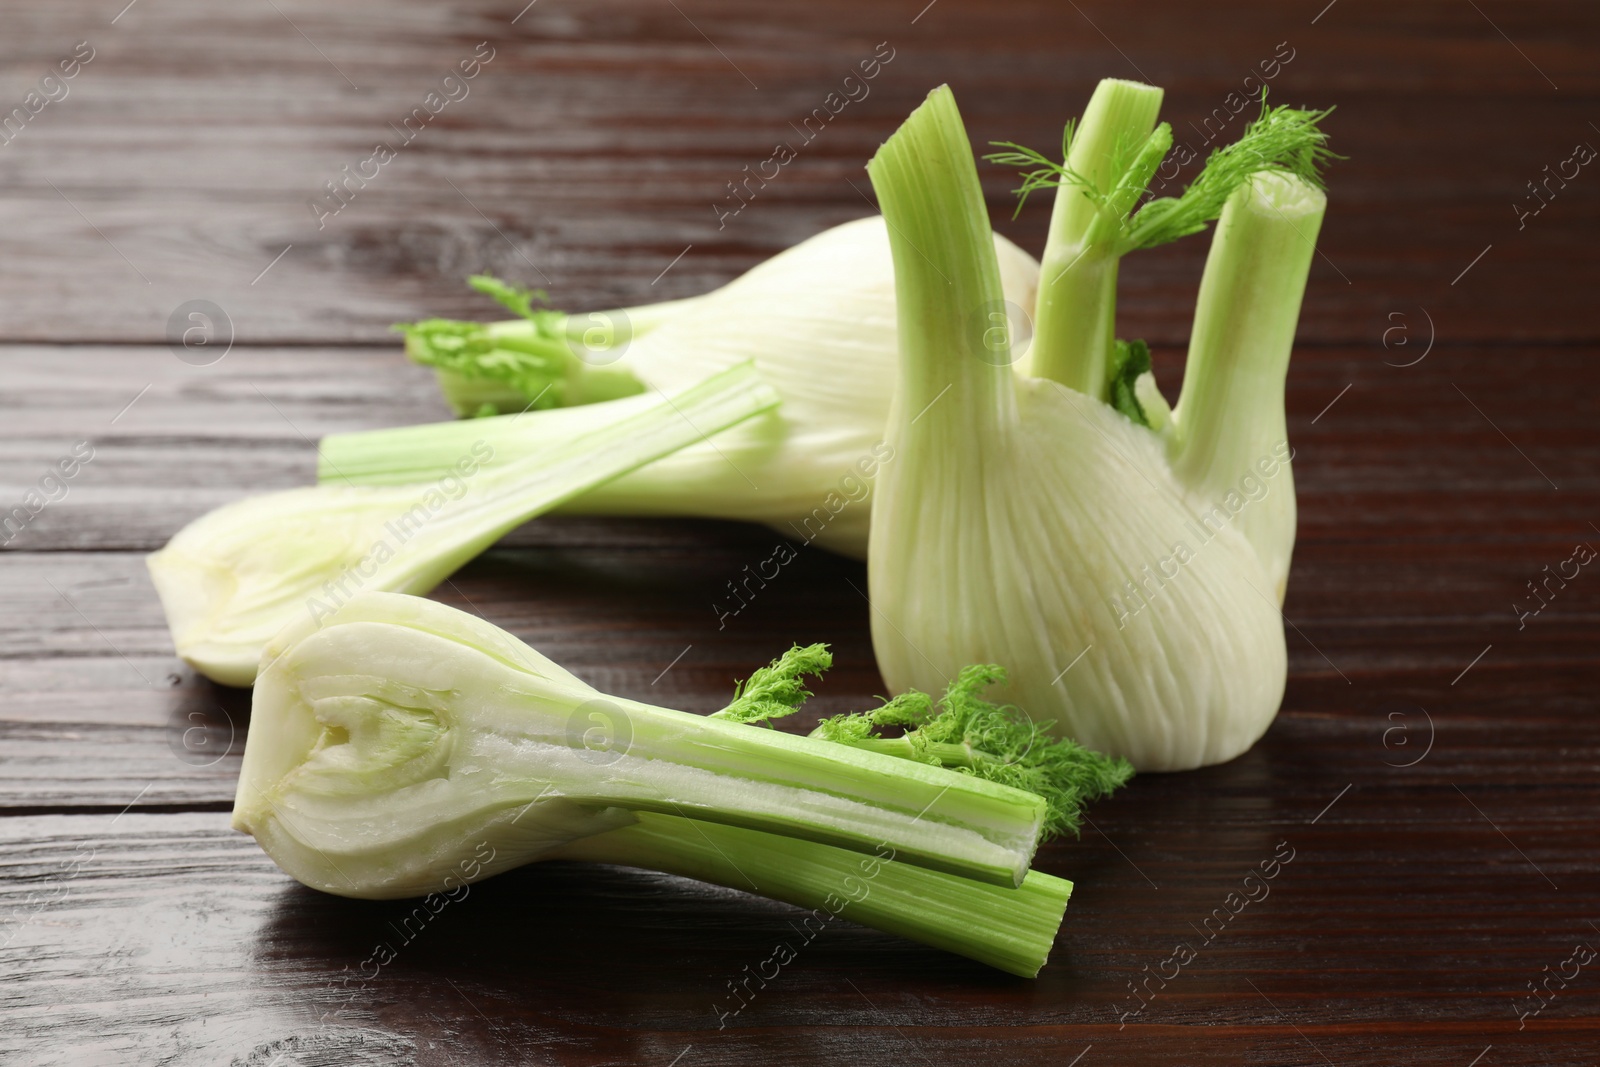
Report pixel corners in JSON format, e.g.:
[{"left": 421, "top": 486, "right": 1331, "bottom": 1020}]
[
  {"left": 3, "top": 0, "right": 1600, "bottom": 1063},
  {"left": 3, "top": 747, "right": 1598, "bottom": 1067},
  {"left": 0, "top": 0, "right": 1593, "bottom": 345},
  {"left": 1, "top": 340, "right": 1596, "bottom": 553}
]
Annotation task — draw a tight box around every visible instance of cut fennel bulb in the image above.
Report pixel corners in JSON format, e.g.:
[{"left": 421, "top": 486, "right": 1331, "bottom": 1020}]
[
  {"left": 236, "top": 590, "right": 1049, "bottom": 889},
  {"left": 866, "top": 85, "right": 1329, "bottom": 771},
  {"left": 234, "top": 591, "right": 1078, "bottom": 975},
  {"left": 319, "top": 216, "right": 1042, "bottom": 558},
  {"left": 148, "top": 363, "right": 779, "bottom": 686}
]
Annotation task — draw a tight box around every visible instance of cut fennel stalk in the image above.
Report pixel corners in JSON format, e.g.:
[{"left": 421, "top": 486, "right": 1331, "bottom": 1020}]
[
  {"left": 148, "top": 362, "right": 778, "bottom": 686},
  {"left": 554, "top": 812, "right": 1072, "bottom": 978},
  {"left": 406, "top": 283, "right": 705, "bottom": 415},
  {"left": 235, "top": 591, "right": 1075, "bottom": 973},
  {"left": 866, "top": 84, "right": 1329, "bottom": 770},
  {"left": 317, "top": 216, "right": 1042, "bottom": 559}
]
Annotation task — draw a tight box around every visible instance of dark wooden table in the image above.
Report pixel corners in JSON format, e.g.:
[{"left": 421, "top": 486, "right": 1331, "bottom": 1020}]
[{"left": 3, "top": 1, "right": 1598, "bottom": 1064}]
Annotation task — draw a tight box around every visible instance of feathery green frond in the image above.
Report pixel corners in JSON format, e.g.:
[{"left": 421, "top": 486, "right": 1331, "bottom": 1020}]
[
  {"left": 468, "top": 273, "right": 556, "bottom": 325},
  {"left": 1123, "top": 101, "right": 1339, "bottom": 250},
  {"left": 987, "top": 96, "right": 1337, "bottom": 253},
  {"left": 810, "top": 664, "right": 1134, "bottom": 839},
  {"left": 984, "top": 119, "right": 1085, "bottom": 218},
  {"left": 712, "top": 643, "right": 834, "bottom": 724}
]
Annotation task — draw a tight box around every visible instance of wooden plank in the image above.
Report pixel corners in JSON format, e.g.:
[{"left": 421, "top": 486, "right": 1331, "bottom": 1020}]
[
  {"left": 3, "top": 0, "right": 1598, "bottom": 1061},
  {"left": 2, "top": 769, "right": 1596, "bottom": 1066},
  {"left": 4, "top": 520, "right": 1599, "bottom": 809},
  {"left": 1, "top": 342, "right": 1596, "bottom": 553},
  {"left": 1, "top": 329, "right": 1596, "bottom": 807},
  {"left": 0, "top": 1, "right": 1591, "bottom": 345},
  {"left": 5, "top": 532, "right": 1597, "bottom": 675}
]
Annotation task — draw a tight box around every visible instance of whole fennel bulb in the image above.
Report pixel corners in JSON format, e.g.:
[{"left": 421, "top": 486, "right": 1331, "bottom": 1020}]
[
  {"left": 320, "top": 216, "right": 1042, "bottom": 558},
  {"left": 866, "top": 83, "right": 1331, "bottom": 770}
]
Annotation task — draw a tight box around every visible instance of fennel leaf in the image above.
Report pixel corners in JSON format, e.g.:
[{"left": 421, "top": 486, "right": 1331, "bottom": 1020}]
[
  {"left": 813, "top": 665, "right": 1136, "bottom": 840},
  {"left": 986, "top": 96, "right": 1339, "bottom": 249},
  {"left": 712, "top": 643, "right": 833, "bottom": 724},
  {"left": 712, "top": 645, "right": 1134, "bottom": 839},
  {"left": 984, "top": 118, "right": 1085, "bottom": 219},
  {"left": 1108, "top": 338, "right": 1151, "bottom": 427},
  {"left": 1124, "top": 101, "right": 1339, "bottom": 250}
]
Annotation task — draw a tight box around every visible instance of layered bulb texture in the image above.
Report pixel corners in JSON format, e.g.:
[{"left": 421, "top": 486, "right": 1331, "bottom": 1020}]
[{"left": 866, "top": 82, "right": 1330, "bottom": 770}]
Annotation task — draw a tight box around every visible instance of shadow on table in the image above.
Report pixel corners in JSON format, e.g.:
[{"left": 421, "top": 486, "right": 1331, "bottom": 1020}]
[
  {"left": 250, "top": 857, "right": 1039, "bottom": 1052},
  {"left": 255, "top": 857, "right": 1030, "bottom": 984}
]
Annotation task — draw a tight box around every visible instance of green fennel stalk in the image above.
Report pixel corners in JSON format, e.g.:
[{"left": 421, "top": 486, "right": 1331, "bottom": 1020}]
[
  {"left": 1014, "top": 79, "right": 1164, "bottom": 395},
  {"left": 400, "top": 274, "right": 701, "bottom": 416},
  {"left": 552, "top": 811, "right": 1074, "bottom": 977},
  {"left": 987, "top": 84, "right": 1335, "bottom": 405},
  {"left": 1168, "top": 172, "right": 1325, "bottom": 599}
]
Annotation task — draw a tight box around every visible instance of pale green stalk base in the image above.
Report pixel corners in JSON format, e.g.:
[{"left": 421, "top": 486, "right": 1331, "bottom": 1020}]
[
  {"left": 1027, "top": 79, "right": 1163, "bottom": 396},
  {"left": 1026, "top": 252, "right": 1120, "bottom": 395},
  {"left": 1170, "top": 173, "right": 1326, "bottom": 601},
  {"left": 430, "top": 362, "right": 645, "bottom": 417},
  {"left": 553, "top": 811, "right": 1071, "bottom": 977},
  {"left": 428, "top": 368, "right": 527, "bottom": 418}
]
